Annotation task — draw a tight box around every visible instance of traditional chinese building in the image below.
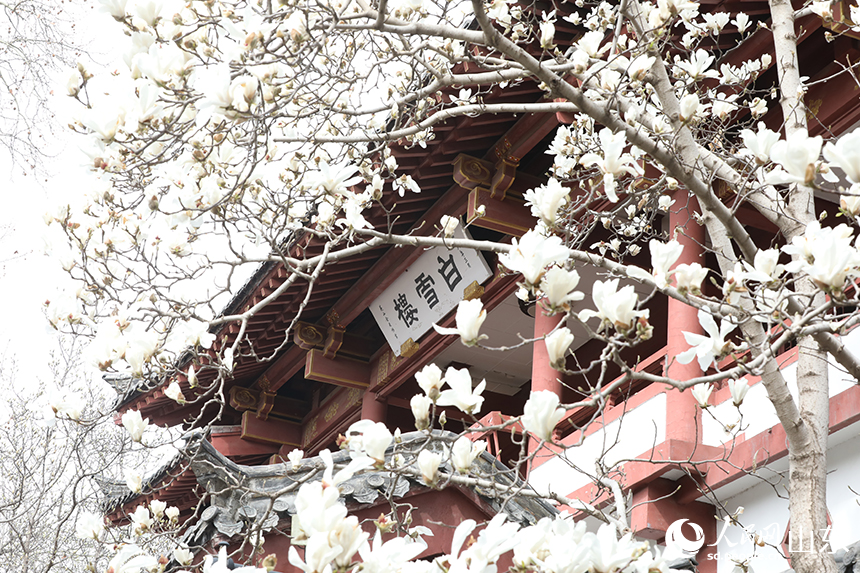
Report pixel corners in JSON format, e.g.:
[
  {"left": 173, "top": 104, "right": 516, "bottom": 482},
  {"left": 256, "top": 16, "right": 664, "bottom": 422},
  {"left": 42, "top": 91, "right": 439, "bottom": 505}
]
[{"left": 102, "top": 4, "right": 860, "bottom": 573}]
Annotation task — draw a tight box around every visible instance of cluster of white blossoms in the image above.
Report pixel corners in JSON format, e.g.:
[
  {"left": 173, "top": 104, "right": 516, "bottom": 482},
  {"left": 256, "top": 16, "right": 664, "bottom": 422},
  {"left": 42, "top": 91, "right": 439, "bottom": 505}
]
[
  {"left": 128, "top": 500, "right": 181, "bottom": 535},
  {"left": 412, "top": 363, "right": 486, "bottom": 417}
]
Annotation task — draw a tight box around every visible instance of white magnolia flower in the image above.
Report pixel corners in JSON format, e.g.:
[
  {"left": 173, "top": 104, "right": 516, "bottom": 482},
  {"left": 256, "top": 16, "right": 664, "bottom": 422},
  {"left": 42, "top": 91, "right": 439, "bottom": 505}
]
[
  {"left": 539, "top": 12, "right": 556, "bottom": 49},
  {"left": 711, "top": 93, "right": 738, "bottom": 120},
  {"left": 627, "top": 54, "right": 656, "bottom": 81},
  {"left": 782, "top": 221, "right": 860, "bottom": 292},
  {"left": 842, "top": 183, "right": 860, "bottom": 216},
  {"left": 750, "top": 97, "right": 768, "bottom": 118},
  {"left": 130, "top": 505, "right": 153, "bottom": 534},
  {"left": 165, "top": 506, "right": 180, "bottom": 521},
  {"left": 803, "top": 241, "right": 859, "bottom": 291},
  {"left": 522, "top": 391, "right": 565, "bottom": 442},
  {"left": 580, "top": 128, "right": 643, "bottom": 203},
  {"left": 691, "top": 384, "right": 713, "bottom": 408},
  {"left": 415, "top": 364, "right": 444, "bottom": 401},
  {"left": 229, "top": 75, "right": 258, "bottom": 112},
  {"left": 174, "top": 547, "right": 194, "bottom": 566},
  {"left": 311, "top": 161, "right": 362, "bottom": 196},
  {"left": 729, "top": 378, "right": 750, "bottom": 406},
  {"left": 676, "top": 49, "right": 718, "bottom": 80},
  {"left": 498, "top": 230, "right": 570, "bottom": 286},
  {"left": 121, "top": 409, "right": 148, "bottom": 442},
  {"left": 733, "top": 12, "right": 751, "bottom": 33},
  {"left": 579, "top": 279, "right": 648, "bottom": 330},
  {"left": 524, "top": 178, "right": 570, "bottom": 227},
  {"left": 417, "top": 449, "right": 443, "bottom": 484},
  {"left": 287, "top": 448, "right": 304, "bottom": 467},
  {"left": 677, "top": 309, "right": 737, "bottom": 370},
  {"left": 766, "top": 132, "right": 826, "bottom": 187},
  {"left": 288, "top": 537, "right": 340, "bottom": 573},
  {"left": 164, "top": 381, "right": 186, "bottom": 404},
  {"left": 674, "top": 262, "right": 708, "bottom": 294},
  {"left": 679, "top": 93, "right": 699, "bottom": 122},
  {"left": 824, "top": 129, "right": 860, "bottom": 183},
  {"left": 432, "top": 299, "right": 488, "bottom": 346},
  {"left": 741, "top": 122, "right": 780, "bottom": 164},
  {"left": 810, "top": 0, "right": 833, "bottom": 19},
  {"left": 741, "top": 248, "right": 783, "bottom": 283},
  {"left": 658, "top": 194, "right": 675, "bottom": 211},
  {"left": 539, "top": 267, "right": 584, "bottom": 308},
  {"left": 451, "top": 513, "right": 519, "bottom": 573},
  {"left": 577, "top": 30, "right": 609, "bottom": 57},
  {"left": 126, "top": 471, "right": 143, "bottom": 494},
  {"left": 411, "top": 394, "right": 432, "bottom": 430},
  {"left": 437, "top": 367, "right": 485, "bottom": 415},
  {"left": 344, "top": 420, "right": 392, "bottom": 463},
  {"left": 149, "top": 499, "right": 166, "bottom": 519},
  {"left": 451, "top": 436, "right": 485, "bottom": 473},
  {"left": 782, "top": 221, "right": 853, "bottom": 263},
  {"left": 628, "top": 239, "right": 684, "bottom": 288},
  {"left": 545, "top": 327, "right": 574, "bottom": 370},
  {"left": 51, "top": 392, "right": 85, "bottom": 421},
  {"left": 108, "top": 545, "right": 159, "bottom": 573},
  {"left": 75, "top": 512, "right": 105, "bottom": 540},
  {"left": 99, "top": 0, "right": 128, "bottom": 19},
  {"left": 440, "top": 214, "right": 459, "bottom": 237},
  {"left": 183, "top": 319, "right": 216, "bottom": 348}
]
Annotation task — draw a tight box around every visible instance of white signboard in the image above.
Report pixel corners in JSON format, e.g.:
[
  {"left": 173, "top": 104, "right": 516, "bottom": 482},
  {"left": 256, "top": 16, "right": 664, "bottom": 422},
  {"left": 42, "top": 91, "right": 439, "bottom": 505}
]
[{"left": 370, "top": 225, "right": 492, "bottom": 356}]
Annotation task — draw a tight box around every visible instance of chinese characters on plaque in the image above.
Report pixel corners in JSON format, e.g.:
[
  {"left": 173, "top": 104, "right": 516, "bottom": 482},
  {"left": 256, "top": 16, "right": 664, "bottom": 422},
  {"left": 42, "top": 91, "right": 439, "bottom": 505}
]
[{"left": 370, "top": 224, "right": 492, "bottom": 356}]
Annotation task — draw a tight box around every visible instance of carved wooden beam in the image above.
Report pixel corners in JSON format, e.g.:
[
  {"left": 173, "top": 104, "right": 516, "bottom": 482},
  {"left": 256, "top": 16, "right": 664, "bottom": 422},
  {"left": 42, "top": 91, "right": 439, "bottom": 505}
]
[
  {"left": 211, "top": 428, "right": 281, "bottom": 457},
  {"left": 228, "top": 386, "right": 309, "bottom": 422},
  {"left": 305, "top": 349, "right": 371, "bottom": 389},
  {"left": 240, "top": 411, "right": 303, "bottom": 447},
  {"left": 467, "top": 187, "right": 536, "bottom": 237}
]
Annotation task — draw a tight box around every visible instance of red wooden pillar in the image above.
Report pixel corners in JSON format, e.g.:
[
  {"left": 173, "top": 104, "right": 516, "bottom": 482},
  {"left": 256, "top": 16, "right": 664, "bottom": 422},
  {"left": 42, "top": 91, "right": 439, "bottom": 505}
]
[
  {"left": 666, "top": 192, "right": 705, "bottom": 441},
  {"left": 361, "top": 390, "right": 387, "bottom": 423},
  {"left": 528, "top": 305, "right": 564, "bottom": 462},
  {"left": 531, "top": 305, "right": 564, "bottom": 396}
]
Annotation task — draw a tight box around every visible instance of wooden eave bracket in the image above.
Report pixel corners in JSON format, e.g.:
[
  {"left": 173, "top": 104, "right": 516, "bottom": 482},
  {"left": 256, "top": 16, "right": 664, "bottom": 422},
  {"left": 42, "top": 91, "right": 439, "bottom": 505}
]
[
  {"left": 293, "top": 321, "right": 374, "bottom": 360},
  {"left": 824, "top": 0, "right": 860, "bottom": 40},
  {"left": 454, "top": 154, "right": 539, "bottom": 237}
]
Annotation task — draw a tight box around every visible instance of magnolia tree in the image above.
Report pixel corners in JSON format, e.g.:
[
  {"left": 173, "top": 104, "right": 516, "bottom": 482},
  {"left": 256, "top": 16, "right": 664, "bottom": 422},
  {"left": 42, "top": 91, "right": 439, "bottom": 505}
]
[
  {"left": 46, "top": 0, "right": 860, "bottom": 571},
  {"left": 0, "top": 0, "right": 84, "bottom": 171},
  {"left": 0, "top": 345, "right": 144, "bottom": 573}
]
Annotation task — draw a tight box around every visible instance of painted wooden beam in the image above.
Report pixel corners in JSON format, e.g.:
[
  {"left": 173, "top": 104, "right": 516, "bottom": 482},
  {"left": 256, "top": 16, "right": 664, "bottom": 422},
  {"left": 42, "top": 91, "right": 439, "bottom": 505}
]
[
  {"left": 305, "top": 349, "right": 371, "bottom": 389},
  {"left": 211, "top": 429, "right": 281, "bottom": 457},
  {"left": 288, "top": 386, "right": 364, "bottom": 454},
  {"left": 240, "top": 411, "right": 302, "bottom": 447},
  {"left": 491, "top": 112, "right": 560, "bottom": 163},
  {"left": 467, "top": 187, "right": 536, "bottom": 237},
  {"left": 228, "top": 385, "right": 309, "bottom": 422}
]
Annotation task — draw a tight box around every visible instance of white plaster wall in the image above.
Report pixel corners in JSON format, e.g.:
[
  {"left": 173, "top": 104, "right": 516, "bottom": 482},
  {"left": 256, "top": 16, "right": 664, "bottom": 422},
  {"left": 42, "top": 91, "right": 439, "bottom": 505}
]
[
  {"left": 712, "top": 428, "right": 860, "bottom": 573},
  {"left": 529, "top": 393, "right": 667, "bottom": 495},
  {"left": 703, "top": 327, "right": 860, "bottom": 447}
]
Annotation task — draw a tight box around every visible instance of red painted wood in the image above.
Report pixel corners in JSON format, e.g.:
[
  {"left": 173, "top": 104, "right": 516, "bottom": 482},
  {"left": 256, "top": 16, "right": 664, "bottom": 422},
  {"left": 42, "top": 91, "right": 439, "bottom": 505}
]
[
  {"left": 211, "top": 432, "right": 281, "bottom": 457},
  {"left": 467, "top": 187, "right": 536, "bottom": 237},
  {"left": 305, "top": 349, "right": 371, "bottom": 389},
  {"left": 240, "top": 411, "right": 302, "bottom": 447},
  {"left": 666, "top": 192, "right": 705, "bottom": 442}
]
